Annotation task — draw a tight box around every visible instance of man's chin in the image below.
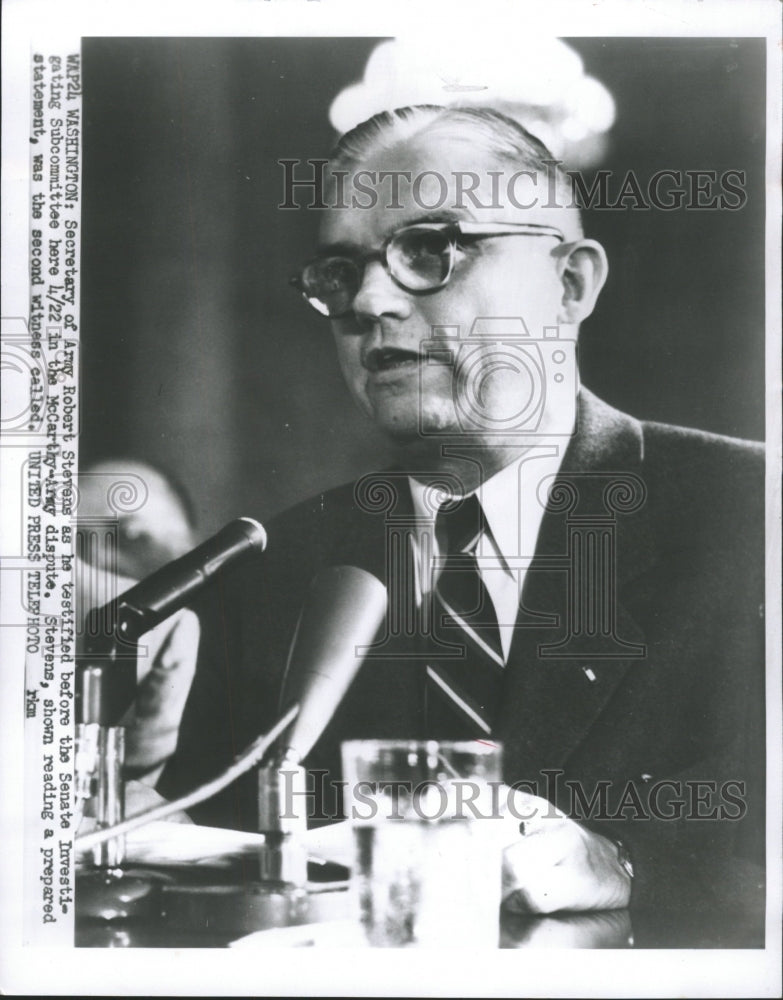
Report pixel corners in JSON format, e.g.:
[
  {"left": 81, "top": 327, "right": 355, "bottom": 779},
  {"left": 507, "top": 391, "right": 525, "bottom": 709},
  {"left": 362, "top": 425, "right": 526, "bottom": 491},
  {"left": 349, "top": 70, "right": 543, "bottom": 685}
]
[{"left": 371, "top": 402, "right": 459, "bottom": 447}]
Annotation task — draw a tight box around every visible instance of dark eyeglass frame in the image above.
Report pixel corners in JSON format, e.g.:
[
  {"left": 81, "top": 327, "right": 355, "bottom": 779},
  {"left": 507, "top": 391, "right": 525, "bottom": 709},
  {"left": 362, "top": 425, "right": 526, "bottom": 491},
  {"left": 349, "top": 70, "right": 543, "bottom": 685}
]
[{"left": 290, "top": 221, "right": 566, "bottom": 318}]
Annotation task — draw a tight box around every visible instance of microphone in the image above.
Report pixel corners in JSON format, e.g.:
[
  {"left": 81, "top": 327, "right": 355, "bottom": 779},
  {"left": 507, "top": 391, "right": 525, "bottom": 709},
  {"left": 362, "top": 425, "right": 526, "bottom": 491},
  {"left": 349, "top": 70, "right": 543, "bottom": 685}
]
[
  {"left": 258, "top": 564, "right": 386, "bottom": 885},
  {"left": 86, "top": 517, "right": 267, "bottom": 650},
  {"left": 76, "top": 563, "right": 387, "bottom": 873},
  {"left": 79, "top": 517, "right": 267, "bottom": 727},
  {"left": 278, "top": 564, "right": 388, "bottom": 763}
]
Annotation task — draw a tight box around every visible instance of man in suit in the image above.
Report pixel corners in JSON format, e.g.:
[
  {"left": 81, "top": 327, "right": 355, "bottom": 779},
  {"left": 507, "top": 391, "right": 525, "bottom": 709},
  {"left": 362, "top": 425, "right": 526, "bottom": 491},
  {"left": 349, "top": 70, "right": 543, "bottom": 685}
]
[{"left": 162, "top": 106, "right": 765, "bottom": 924}]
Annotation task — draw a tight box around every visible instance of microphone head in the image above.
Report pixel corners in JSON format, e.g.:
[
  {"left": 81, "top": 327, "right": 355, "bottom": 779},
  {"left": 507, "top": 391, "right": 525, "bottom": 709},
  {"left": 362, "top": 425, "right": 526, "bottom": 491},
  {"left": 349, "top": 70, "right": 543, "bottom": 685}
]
[
  {"left": 281, "top": 565, "right": 387, "bottom": 763},
  {"left": 237, "top": 517, "right": 268, "bottom": 553}
]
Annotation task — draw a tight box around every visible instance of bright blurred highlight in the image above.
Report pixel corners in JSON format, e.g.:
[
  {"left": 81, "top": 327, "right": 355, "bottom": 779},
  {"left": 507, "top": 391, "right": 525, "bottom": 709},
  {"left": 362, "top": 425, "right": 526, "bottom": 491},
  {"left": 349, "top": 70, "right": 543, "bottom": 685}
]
[{"left": 329, "top": 37, "right": 615, "bottom": 168}]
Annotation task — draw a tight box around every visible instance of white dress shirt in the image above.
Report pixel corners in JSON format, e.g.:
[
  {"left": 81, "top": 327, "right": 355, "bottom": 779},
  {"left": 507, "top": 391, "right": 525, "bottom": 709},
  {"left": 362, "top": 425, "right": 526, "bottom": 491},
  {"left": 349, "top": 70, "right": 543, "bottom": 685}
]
[{"left": 408, "top": 442, "right": 567, "bottom": 661}]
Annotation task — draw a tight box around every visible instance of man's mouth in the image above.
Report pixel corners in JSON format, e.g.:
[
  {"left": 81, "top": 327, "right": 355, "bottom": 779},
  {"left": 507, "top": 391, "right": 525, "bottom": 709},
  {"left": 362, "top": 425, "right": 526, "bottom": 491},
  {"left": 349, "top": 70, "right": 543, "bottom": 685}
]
[{"left": 363, "top": 347, "right": 423, "bottom": 373}]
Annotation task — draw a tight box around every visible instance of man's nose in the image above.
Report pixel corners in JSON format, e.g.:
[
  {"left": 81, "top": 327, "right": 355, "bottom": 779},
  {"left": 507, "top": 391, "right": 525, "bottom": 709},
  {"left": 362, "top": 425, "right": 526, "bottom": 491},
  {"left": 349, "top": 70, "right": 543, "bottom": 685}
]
[{"left": 351, "top": 260, "right": 413, "bottom": 323}]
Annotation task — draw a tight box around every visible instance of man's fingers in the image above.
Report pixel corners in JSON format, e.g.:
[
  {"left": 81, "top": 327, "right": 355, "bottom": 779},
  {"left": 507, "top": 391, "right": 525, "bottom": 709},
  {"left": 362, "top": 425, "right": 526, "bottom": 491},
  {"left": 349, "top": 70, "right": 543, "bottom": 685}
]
[
  {"left": 502, "top": 824, "right": 573, "bottom": 897},
  {"left": 504, "top": 863, "right": 588, "bottom": 915},
  {"left": 502, "top": 822, "right": 632, "bottom": 913}
]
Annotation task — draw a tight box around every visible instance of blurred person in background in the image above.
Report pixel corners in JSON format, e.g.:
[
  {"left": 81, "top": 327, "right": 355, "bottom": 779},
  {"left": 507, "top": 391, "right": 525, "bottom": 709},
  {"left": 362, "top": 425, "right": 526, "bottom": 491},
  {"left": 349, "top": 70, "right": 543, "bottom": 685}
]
[{"left": 76, "top": 457, "right": 200, "bottom": 781}]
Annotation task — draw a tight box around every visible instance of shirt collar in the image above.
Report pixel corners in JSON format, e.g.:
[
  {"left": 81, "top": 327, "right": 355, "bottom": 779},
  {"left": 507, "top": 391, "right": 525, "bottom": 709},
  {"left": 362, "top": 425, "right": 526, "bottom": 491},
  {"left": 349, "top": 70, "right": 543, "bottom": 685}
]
[{"left": 408, "top": 441, "right": 567, "bottom": 572}]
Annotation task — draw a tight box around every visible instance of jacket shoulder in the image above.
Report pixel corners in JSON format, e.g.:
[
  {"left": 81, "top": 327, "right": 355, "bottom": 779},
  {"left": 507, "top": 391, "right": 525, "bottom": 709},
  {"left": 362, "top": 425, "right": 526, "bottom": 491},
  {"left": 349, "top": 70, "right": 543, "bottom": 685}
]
[
  {"left": 641, "top": 420, "right": 764, "bottom": 498},
  {"left": 639, "top": 419, "right": 764, "bottom": 555},
  {"left": 641, "top": 419, "right": 764, "bottom": 464}
]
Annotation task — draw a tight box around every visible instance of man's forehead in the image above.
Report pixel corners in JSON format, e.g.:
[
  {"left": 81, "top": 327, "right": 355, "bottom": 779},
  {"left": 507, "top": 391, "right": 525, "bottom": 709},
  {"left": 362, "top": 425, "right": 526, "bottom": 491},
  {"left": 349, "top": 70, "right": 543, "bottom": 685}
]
[
  {"left": 318, "top": 202, "right": 474, "bottom": 248},
  {"left": 319, "top": 134, "right": 566, "bottom": 245}
]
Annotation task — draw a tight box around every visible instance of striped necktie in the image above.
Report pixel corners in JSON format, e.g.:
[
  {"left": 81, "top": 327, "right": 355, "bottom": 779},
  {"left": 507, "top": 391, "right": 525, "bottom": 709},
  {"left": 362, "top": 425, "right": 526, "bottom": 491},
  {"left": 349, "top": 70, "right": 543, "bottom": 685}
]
[{"left": 425, "top": 493, "right": 504, "bottom": 737}]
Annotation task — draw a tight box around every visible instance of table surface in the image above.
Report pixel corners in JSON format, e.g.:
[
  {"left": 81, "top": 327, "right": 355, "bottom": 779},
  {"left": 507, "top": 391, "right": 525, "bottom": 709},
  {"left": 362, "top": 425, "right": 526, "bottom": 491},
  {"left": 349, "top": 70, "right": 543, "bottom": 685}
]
[
  {"left": 75, "top": 863, "right": 764, "bottom": 950},
  {"left": 74, "top": 821, "right": 765, "bottom": 949}
]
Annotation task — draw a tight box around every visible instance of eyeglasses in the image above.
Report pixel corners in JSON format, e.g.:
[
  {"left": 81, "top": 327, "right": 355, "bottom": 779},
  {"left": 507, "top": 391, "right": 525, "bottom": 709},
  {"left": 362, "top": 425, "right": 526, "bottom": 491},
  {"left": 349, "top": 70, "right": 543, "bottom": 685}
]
[{"left": 291, "top": 221, "right": 565, "bottom": 318}]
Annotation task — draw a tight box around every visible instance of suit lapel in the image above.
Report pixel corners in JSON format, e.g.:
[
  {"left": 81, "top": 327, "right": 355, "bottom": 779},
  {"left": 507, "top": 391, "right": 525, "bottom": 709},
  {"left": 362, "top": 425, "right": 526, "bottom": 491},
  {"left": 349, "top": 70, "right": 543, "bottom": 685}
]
[{"left": 497, "top": 390, "right": 656, "bottom": 775}]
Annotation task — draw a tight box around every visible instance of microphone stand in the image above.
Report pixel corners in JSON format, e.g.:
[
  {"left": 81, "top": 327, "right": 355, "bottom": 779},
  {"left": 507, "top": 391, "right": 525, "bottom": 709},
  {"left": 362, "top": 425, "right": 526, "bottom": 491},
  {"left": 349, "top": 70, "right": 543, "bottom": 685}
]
[
  {"left": 74, "top": 519, "right": 269, "bottom": 939},
  {"left": 74, "top": 602, "right": 165, "bottom": 931},
  {"left": 158, "top": 746, "right": 313, "bottom": 942},
  {"left": 257, "top": 747, "right": 308, "bottom": 888},
  {"left": 75, "top": 600, "right": 314, "bottom": 940},
  {"left": 74, "top": 560, "right": 384, "bottom": 943}
]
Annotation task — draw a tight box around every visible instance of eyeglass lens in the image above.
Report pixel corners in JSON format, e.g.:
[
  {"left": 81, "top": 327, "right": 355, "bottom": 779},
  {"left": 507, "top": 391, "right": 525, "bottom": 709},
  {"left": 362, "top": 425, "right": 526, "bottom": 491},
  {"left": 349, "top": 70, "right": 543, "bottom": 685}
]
[
  {"left": 301, "top": 227, "right": 455, "bottom": 317},
  {"left": 391, "top": 227, "right": 453, "bottom": 290}
]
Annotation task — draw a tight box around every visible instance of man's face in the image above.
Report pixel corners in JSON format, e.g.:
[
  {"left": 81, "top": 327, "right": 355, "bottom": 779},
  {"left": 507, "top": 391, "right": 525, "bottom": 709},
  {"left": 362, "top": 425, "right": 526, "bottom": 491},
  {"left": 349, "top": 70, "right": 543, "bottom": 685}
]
[{"left": 319, "top": 134, "right": 574, "bottom": 450}]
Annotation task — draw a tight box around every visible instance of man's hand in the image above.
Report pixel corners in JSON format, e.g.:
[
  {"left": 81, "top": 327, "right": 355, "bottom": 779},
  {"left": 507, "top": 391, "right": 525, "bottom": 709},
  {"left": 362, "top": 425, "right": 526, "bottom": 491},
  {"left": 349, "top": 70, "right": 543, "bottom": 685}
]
[
  {"left": 306, "top": 785, "right": 632, "bottom": 915},
  {"left": 498, "top": 789, "right": 632, "bottom": 914}
]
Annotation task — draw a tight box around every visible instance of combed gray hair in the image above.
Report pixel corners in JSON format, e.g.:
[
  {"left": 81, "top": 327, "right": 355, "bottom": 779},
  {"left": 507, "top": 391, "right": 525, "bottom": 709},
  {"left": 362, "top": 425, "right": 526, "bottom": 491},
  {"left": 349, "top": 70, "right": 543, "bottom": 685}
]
[{"left": 329, "top": 104, "right": 580, "bottom": 231}]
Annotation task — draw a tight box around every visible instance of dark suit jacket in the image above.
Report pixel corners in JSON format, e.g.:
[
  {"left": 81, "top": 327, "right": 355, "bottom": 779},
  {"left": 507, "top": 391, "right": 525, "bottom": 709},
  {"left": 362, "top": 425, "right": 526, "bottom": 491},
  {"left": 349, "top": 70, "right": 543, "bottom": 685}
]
[{"left": 161, "top": 389, "right": 765, "bottom": 927}]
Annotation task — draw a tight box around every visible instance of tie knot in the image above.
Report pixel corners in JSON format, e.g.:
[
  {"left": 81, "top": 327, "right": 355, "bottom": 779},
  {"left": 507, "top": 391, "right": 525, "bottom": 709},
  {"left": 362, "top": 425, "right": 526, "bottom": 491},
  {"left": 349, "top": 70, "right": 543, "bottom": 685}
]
[{"left": 436, "top": 493, "right": 484, "bottom": 555}]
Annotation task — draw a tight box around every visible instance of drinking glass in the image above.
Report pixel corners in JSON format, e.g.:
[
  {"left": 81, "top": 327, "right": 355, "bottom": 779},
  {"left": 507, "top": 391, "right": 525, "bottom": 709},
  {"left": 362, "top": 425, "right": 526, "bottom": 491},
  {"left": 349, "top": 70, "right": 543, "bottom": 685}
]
[{"left": 341, "top": 739, "right": 503, "bottom": 948}]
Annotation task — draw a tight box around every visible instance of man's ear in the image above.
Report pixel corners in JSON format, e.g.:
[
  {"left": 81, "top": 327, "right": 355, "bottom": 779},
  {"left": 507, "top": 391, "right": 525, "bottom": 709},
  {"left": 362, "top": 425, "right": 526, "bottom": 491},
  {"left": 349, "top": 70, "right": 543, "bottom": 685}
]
[{"left": 555, "top": 239, "right": 609, "bottom": 325}]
